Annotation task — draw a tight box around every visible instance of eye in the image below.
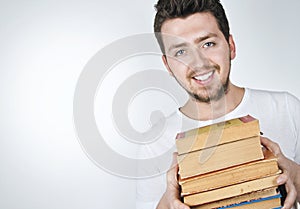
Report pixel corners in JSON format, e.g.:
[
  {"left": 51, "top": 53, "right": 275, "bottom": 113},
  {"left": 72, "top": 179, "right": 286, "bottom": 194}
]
[
  {"left": 175, "top": 49, "right": 186, "bottom": 57},
  {"left": 203, "top": 42, "right": 215, "bottom": 48}
]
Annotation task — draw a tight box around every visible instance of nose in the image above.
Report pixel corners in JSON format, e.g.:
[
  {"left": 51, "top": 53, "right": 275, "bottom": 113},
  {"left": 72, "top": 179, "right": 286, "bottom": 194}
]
[{"left": 188, "top": 47, "right": 210, "bottom": 71}]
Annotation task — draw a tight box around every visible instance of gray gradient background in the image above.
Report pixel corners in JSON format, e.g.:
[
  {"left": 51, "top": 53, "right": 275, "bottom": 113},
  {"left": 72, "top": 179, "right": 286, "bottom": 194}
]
[{"left": 0, "top": 0, "right": 300, "bottom": 209}]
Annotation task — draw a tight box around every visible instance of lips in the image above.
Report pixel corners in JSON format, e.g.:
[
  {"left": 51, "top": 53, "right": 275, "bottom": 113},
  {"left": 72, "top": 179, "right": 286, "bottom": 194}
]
[
  {"left": 194, "top": 71, "right": 213, "bottom": 81},
  {"left": 193, "top": 71, "right": 214, "bottom": 83}
]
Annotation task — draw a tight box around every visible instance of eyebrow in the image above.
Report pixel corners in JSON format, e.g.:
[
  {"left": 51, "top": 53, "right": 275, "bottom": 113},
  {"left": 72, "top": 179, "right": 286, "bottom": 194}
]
[
  {"left": 166, "top": 33, "right": 218, "bottom": 52},
  {"left": 194, "top": 33, "right": 217, "bottom": 44},
  {"left": 167, "top": 42, "right": 189, "bottom": 52}
]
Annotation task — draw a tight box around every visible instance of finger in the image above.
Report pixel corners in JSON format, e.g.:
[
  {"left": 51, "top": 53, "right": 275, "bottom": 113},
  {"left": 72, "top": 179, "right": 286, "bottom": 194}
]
[
  {"left": 166, "top": 152, "right": 179, "bottom": 187},
  {"left": 170, "top": 152, "right": 179, "bottom": 168},
  {"left": 260, "top": 137, "right": 281, "bottom": 156},
  {"left": 166, "top": 166, "right": 178, "bottom": 186},
  {"left": 282, "top": 179, "right": 297, "bottom": 209},
  {"left": 277, "top": 172, "right": 288, "bottom": 185},
  {"left": 173, "top": 199, "right": 190, "bottom": 209},
  {"left": 166, "top": 152, "right": 179, "bottom": 178}
]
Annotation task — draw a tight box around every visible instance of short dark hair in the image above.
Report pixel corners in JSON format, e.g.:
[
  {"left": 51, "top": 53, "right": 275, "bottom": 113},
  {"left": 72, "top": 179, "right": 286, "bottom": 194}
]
[{"left": 154, "top": 0, "right": 230, "bottom": 53}]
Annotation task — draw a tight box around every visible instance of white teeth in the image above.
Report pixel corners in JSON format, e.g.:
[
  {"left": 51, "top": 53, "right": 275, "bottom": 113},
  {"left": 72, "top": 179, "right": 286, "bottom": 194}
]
[{"left": 194, "top": 71, "right": 213, "bottom": 81}]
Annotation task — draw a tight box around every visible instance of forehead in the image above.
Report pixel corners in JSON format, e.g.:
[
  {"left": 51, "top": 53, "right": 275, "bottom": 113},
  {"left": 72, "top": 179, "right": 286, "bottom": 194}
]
[{"left": 161, "top": 12, "right": 222, "bottom": 44}]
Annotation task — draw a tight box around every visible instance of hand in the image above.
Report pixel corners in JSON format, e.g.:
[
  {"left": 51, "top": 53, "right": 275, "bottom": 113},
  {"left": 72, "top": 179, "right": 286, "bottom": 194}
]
[
  {"left": 156, "top": 152, "right": 190, "bottom": 209},
  {"left": 261, "top": 137, "right": 300, "bottom": 208}
]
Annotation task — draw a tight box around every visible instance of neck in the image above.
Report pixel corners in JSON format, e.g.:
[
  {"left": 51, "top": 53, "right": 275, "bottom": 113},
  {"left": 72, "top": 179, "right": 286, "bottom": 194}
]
[{"left": 180, "top": 83, "right": 245, "bottom": 121}]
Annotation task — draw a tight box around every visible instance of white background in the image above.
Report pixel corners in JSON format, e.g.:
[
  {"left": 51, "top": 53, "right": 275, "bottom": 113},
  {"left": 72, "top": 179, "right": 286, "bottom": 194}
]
[{"left": 0, "top": 0, "right": 300, "bottom": 209}]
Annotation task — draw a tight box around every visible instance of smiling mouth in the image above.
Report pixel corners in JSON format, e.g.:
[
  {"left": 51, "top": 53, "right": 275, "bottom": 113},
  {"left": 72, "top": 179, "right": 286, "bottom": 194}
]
[{"left": 193, "top": 71, "right": 214, "bottom": 82}]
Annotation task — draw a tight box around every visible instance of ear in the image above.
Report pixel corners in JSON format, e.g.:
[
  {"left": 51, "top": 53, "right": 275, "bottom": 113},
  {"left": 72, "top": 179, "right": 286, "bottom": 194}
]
[
  {"left": 229, "top": 35, "right": 236, "bottom": 60},
  {"left": 162, "top": 55, "right": 174, "bottom": 76}
]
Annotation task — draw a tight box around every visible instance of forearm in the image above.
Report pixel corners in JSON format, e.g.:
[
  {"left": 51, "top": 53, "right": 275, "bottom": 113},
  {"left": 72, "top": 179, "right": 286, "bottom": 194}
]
[
  {"left": 294, "top": 163, "right": 300, "bottom": 202},
  {"left": 156, "top": 153, "right": 190, "bottom": 209},
  {"left": 156, "top": 187, "right": 189, "bottom": 209},
  {"left": 156, "top": 193, "right": 168, "bottom": 209}
]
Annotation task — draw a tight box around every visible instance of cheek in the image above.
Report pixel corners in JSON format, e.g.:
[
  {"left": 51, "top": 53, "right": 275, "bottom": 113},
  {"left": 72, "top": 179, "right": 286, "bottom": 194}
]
[
  {"left": 167, "top": 57, "right": 189, "bottom": 73},
  {"left": 208, "top": 43, "right": 230, "bottom": 61},
  {"left": 208, "top": 50, "right": 230, "bottom": 69}
]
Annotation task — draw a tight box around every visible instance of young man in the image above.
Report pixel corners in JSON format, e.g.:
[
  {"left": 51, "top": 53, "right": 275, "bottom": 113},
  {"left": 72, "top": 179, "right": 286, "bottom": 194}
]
[{"left": 136, "top": 0, "right": 300, "bottom": 208}]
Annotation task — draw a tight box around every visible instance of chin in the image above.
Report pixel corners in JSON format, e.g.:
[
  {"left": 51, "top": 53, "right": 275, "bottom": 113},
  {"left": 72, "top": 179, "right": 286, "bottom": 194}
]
[{"left": 191, "top": 88, "right": 227, "bottom": 103}]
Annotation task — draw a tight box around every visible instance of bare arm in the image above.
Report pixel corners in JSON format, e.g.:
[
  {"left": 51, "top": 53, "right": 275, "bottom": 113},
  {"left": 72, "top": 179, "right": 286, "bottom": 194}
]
[
  {"left": 261, "top": 137, "right": 300, "bottom": 208},
  {"left": 156, "top": 153, "right": 190, "bottom": 209}
]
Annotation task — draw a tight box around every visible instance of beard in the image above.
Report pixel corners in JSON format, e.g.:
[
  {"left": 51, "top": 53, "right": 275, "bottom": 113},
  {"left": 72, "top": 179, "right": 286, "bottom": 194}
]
[
  {"left": 173, "top": 62, "right": 231, "bottom": 103},
  {"left": 188, "top": 74, "right": 230, "bottom": 103}
]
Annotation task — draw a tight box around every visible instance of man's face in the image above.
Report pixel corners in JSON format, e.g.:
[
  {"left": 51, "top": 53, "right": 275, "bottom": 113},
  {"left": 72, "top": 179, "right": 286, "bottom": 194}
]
[{"left": 161, "top": 12, "right": 236, "bottom": 103}]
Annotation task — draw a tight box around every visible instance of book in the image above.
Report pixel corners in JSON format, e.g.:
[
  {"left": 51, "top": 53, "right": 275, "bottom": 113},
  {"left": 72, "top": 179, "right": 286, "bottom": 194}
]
[
  {"left": 191, "top": 187, "right": 279, "bottom": 209},
  {"left": 180, "top": 149, "right": 279, "bottom": 195},
  {"left": 216, "top": 194, "right": 282, "bottom": 209},
  {"left": 215, "top": 194, "right": 282, "bottom": 209},
  {"left": 177, "top": 135, "right": 264, "bottom": 179},
  {"left": 183, "top": 173, "right": 281, "bottom": 206},
  {"left": 176, "top": 116, "right": 281, "bottom": 209},
  {"left": 176, "top": 115, "right": 260, "bottom": 155}
]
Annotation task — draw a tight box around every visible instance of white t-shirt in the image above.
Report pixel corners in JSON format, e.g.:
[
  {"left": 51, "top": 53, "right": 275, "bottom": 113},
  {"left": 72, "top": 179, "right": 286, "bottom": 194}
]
[{"left": 136, "top": 88, "right": 300, "bottom": 209}]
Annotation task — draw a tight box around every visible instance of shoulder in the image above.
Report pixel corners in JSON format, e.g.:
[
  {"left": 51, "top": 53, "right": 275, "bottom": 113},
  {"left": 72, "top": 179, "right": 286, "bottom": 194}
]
[
  {"left": 246, "top": 88, "right": 300, "bottom": 128},
  {"left": 247, "top": 88, "right": 300, "bottom": 104},
  {"left": 248, "top": 88, "right": 287, "bottom": 97}
]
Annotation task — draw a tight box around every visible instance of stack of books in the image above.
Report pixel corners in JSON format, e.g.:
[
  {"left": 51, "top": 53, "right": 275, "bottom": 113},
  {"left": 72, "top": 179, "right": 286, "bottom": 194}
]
[{"left": 176, "top": 115, "right": 282, "bottom": 209}]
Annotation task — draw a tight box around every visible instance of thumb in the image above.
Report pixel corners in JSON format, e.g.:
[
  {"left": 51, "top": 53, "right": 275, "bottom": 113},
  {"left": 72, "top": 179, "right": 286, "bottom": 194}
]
[
  {"left": 167, "top": 152, "right": 179, "bottom": 187},
  {"left": 171, "top": 152, "right": 179, "bottom": 167}
]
